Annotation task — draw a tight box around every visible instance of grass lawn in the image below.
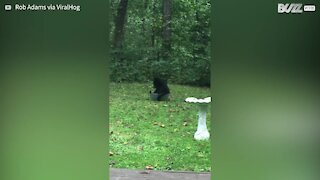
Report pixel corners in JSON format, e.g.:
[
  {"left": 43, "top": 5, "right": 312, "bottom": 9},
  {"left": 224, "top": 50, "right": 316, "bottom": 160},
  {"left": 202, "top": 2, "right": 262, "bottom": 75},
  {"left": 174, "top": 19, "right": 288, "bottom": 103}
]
[{"left": 109, "top": 82, "right": 211, "bottom": 172}]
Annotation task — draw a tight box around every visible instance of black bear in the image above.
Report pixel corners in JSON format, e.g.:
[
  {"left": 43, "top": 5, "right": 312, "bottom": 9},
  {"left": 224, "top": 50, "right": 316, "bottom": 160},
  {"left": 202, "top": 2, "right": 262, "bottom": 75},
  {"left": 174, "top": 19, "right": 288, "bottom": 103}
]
[{"left": 150, "top": 78, "right": 170, "bottom": 101}]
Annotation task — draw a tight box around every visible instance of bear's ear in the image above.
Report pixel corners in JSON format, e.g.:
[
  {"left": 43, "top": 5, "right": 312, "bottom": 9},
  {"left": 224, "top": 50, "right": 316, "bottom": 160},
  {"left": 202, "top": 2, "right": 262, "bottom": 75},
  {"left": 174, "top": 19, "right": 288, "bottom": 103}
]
[{"left": 153, "top": 77, "right": 158, "bottom": 83}]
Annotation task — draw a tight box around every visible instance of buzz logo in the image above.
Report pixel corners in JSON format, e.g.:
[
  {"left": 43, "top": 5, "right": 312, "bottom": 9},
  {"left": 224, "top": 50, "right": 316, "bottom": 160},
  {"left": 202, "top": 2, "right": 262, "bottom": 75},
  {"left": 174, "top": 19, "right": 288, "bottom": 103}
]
[
  {"left": 278, "top": 3, "right": 316, "bottom": 14},
  {"left": 278, "top": 3, "right": 303, "bottom": 13}
]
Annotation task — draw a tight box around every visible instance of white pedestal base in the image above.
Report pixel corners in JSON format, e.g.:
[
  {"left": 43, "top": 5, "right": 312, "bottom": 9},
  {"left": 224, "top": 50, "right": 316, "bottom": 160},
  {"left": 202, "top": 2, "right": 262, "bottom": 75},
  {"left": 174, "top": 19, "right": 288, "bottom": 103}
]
[
  {"left": 194, "top": 104, "right": 210, "bottom": 141},
  {"left": 194, "top": 129, "right": 210, "bottom": 140}
]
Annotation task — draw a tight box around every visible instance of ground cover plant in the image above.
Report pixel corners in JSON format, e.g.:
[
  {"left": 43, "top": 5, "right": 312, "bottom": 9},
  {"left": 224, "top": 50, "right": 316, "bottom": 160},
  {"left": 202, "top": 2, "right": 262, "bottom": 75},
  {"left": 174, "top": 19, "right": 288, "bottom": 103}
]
[{"left": 109, "top": 82, "right": 211, "bottom": 172}]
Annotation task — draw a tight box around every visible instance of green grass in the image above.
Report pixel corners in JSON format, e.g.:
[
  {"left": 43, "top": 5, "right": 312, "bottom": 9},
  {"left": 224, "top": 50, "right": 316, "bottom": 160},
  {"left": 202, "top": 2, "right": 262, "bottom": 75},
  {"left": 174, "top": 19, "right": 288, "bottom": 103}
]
[{"left": 109, "top": 82, "right": 211, "bottom": 172}]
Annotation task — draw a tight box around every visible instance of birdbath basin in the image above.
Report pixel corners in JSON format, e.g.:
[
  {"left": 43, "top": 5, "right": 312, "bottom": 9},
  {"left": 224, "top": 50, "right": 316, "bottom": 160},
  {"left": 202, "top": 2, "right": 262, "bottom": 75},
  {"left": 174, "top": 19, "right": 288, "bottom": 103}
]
[{"left": 185, "top": 97, "right": 211, "bottom": 140}]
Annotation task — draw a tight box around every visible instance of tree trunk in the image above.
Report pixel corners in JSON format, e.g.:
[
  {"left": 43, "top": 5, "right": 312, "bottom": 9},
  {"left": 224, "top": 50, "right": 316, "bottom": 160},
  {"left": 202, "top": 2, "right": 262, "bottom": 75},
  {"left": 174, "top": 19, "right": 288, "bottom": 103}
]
[
  {"left": 113, "top": 0, "right": 129, "bottom": 49},
  {"left": 142, "top": 0, "right": 148, "bottom": 33},
  {"left": 162, "top": 0, "right": 172, "bottom": 59},
  {"left": 151, "top": 0, "right": 156, "bottom": 47}
]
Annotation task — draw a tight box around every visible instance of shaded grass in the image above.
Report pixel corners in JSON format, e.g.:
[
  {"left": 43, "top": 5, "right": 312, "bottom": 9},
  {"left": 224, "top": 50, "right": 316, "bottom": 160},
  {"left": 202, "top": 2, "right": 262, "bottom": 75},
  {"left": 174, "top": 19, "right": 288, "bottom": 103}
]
[{"left": 109, "top": 82, "right": 211, "bottom": 172}]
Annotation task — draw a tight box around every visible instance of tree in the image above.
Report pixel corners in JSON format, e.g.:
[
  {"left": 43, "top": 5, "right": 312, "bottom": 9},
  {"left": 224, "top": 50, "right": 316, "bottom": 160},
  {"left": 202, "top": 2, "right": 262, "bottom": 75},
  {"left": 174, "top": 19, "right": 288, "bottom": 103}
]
[
  {"left": 113, "top": 0, "right": 129, "bottom": 49},
  {"left": 110, "top": 0, "right": 211, "bottom": 86},
  {"left": 162, "top": 0, "right": 172, "bottom": 60}
]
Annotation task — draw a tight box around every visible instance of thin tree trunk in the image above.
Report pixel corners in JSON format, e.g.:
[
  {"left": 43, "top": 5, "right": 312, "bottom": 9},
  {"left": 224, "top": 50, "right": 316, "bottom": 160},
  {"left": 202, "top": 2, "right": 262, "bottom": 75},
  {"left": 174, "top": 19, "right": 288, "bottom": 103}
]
[
  {"left": 162, "top": 0, "right": 172, "bottom": 59},
  {"left": 151, "top": 0, "right": 156, "bottom": 47},
  {"left": 113, "top": 0, "right": 129, "bottom": 49},
  {"left": 142, "top": 0, "right": 148, "bottom": 33}
]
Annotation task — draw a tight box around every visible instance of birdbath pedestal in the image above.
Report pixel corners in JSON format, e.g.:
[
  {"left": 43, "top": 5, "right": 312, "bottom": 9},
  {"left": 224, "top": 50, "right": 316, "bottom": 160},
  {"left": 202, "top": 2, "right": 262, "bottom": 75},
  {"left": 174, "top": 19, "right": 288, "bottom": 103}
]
[{"left": 185, "top": 97, "right": 211, "bottom": 141}]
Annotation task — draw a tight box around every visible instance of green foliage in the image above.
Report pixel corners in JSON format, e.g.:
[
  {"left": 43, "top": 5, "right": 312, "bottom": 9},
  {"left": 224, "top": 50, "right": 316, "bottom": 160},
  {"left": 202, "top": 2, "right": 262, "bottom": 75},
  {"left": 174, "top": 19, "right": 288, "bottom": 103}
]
[
  {"left": 109, "top": 83, "right": 211, "bottom": 172},
  {"left": 111, "top": 0, "right": 211, "bottom": 86}
]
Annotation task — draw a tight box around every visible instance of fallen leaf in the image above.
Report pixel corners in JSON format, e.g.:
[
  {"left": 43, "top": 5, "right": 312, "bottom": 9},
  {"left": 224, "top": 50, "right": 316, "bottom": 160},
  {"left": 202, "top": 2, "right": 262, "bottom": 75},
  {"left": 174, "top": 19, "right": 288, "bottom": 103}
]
[
  {"left": 137, "top": 146, "right": 144, "bottom": 151},
  {"left": 145, "top": 165, "right": 154, "bottom": 170}
]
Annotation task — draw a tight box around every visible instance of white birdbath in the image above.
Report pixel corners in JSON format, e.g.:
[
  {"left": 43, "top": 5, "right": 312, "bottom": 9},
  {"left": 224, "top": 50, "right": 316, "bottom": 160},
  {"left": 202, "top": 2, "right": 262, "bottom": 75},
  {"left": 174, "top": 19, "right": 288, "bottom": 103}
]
[{"left": 185, "top": 97, "right": 211, "bottom": 140}]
